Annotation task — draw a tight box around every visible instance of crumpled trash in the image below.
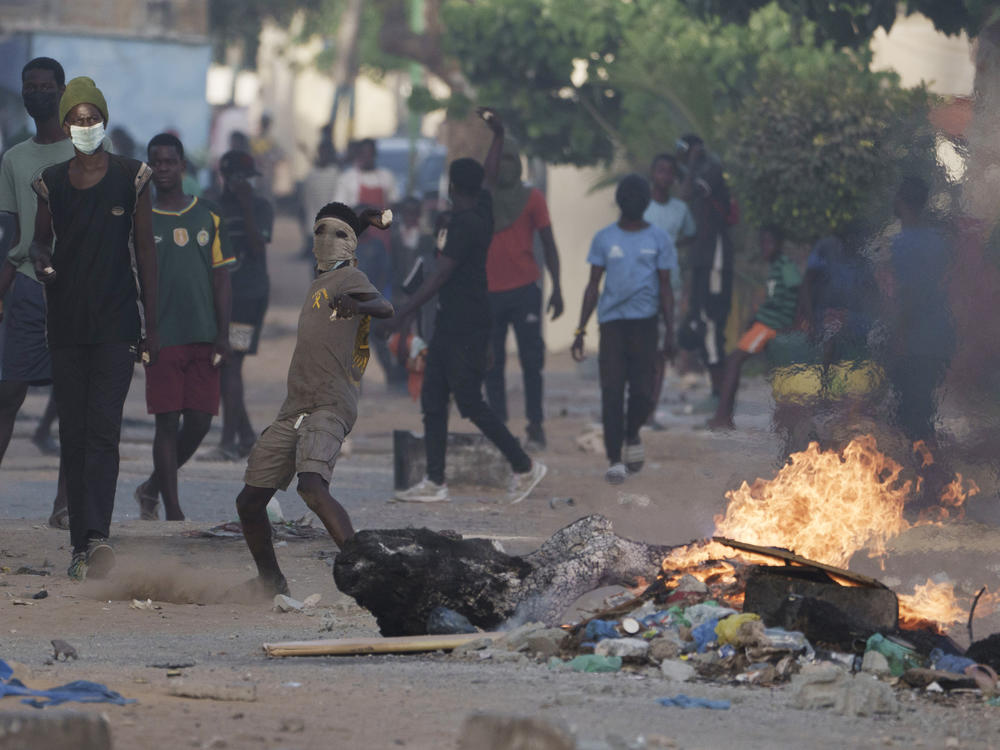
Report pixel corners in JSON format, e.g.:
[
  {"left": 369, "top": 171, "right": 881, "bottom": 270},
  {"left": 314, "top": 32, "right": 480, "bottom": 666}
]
[
  {"left": 691, "top": 619, "right": 720, "bottom": 653},
  {"left": 584, "top": 619, "right": 621, "bottom": 643},
  {"left": 763, "top": 628, "right": 814, "bottom": 658},
  {"left": 0, "top": 659, "right": 133, "bottom": 708},
  {"left": 929, "top": 648, "right": 976, "bottom": 675},
  {"left": 865, "top": 634, "right": 921, "bottom": 677},
  {"left": 684, "top": 603, "right": 737, "bottom": 629},
  {"left": 657, "top": 694, "right": 730, "bottom": 710},
  {"left": 427, "top": 606, "right": 477, "bottom": 635},
  {"left": 715, "top": 613, "right": 760, "bottom": 646},
  {"left": 568, "top": 654, "right": 622, "bottom": 673}
]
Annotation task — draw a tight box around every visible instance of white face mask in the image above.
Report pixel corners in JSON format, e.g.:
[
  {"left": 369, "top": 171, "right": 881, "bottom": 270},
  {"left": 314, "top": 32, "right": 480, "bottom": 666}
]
[
  {"left": 313, "top": 217, "right": 358, "bottom": 271},
  {"left": 69, "top": 122, "right": 105, "bottom": 155}
]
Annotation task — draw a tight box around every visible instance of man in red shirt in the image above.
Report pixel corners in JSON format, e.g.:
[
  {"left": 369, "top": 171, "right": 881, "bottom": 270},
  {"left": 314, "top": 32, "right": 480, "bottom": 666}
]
[{"left": 485, "top": 142, "right": 562, "bottom": 450}]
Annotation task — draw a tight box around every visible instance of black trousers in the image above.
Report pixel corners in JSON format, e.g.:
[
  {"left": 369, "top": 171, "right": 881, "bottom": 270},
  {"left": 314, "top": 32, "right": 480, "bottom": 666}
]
[
  {"left": 422, "top": 330, "right": 531, "bottom": 485},
  {"left": 598, "top": 317, "right": 658, "bottom": 464},
  {"left": 51, "top": 343, "right": 134, "bottom": 551},
  {"left": 887, "top": 354, "right": 950, "bottom": 443},
  {"left": 485, "top": 283, "right": 545, "bottom": 426}
]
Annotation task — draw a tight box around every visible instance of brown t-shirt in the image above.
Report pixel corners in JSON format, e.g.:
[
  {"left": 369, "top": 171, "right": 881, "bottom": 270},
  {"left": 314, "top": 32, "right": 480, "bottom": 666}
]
[{"left": 277, "top": 266, "right": 378, "bottom": 427}]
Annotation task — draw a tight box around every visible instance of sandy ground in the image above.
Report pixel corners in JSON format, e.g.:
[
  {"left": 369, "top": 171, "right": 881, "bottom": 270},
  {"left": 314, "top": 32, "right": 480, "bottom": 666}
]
[{"left": 3, "top": 217, "right": 1000, "bottom": 749}]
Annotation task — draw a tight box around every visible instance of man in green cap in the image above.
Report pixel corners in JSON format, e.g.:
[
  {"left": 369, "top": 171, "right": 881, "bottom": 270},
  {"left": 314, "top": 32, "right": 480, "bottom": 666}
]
[{"left": 29, "top": 76, "right": 160, "bottom": 581}]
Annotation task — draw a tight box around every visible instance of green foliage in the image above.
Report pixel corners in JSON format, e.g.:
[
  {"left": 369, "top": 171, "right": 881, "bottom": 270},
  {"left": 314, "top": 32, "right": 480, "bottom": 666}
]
[
  {"left": 442, "top": 0, "right": 625, "bottom": 165},
  {"left": 720, "top": 62, "right": 936, "bottom": 243}
]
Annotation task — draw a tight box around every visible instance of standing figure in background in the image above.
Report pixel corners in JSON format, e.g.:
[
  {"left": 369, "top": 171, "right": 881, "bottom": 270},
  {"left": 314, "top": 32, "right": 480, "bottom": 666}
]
[
  {"left": 135, "top": 134, "right": 234, "bottom": 521},
  {"left": 884, "top": 176, "right": 955, "bottom": 447},
  {"left": 301, "top": 139, "right": 340, "bottom": 257},
  {"left": 0, "top": 57, "right": 72, "bottom": 528},
  {"left": 707, "top": 226, "right": 801, "bottom": 430},
  {"left": 643, "top": 153, "right": 696, "bottom": 429},
  {"left": 390, "top": 109, "right": 547, "bottom": 505},
  {"left": 484, "top": 141, "right": 563, "bottom": 451},
  {"left": 250, "top": 114, "right": 283, "bottom": 201},
  {"left": 335, "top": 138, "right": 398, "bottom": 208},
  {"left": 30, "top": 77, "right": 159, "bottom": 580},
  {"left": 211, "top": 151, "right": 273, "bottom": 460},
  {"left": 676, "top": 134, "right": 734, "bottom": 414},
  {"left": 571, "top": 175, "right": 676, "bottom": 485}
]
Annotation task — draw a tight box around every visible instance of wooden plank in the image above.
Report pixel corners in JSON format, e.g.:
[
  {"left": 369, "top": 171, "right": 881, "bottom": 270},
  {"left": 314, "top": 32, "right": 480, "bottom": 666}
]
[
  {"left": 263, "top": 631, "right": 502, "bottom": 658},
  {"left": 711, "top": 536, "right": 887, "bottom": 589}
]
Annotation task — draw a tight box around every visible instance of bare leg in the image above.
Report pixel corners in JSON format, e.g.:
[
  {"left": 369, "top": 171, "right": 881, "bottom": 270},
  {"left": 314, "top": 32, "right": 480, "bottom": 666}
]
[
  {"left": 296, "top": 472, "right": 355, "bottom": 549},
  {"left": 152, "top": 412, "right": 184, "bottom": 520},
  {"left": 142, "top": 410, "right": 212, "bottom": 502},
  {"left": 708, "top": 350, "right": 751, "bottom": 429},
  {"left": 708, "top": 362, "right": 725, "bottom": 397},
  {"left": 0, "top": 381, "right": 29, "bottom": 465},
  {"left": 235, "top": 483, "right": 287, "bottom": 591},
  {"left": 34, "top": 390, "right": 59, "bottom": 441}
]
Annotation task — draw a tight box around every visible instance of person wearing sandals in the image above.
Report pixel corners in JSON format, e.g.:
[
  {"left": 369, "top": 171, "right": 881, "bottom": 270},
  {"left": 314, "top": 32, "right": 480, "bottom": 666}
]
[
  {"left": 134, "top": 133, "right": 235, "bottom": 521},
  {"left": 571, "top": 174, "right": 676, "bottom": 484}
]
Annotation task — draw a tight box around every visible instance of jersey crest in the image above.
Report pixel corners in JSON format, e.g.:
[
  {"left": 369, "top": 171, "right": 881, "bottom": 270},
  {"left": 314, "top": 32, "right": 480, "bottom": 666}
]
[{"left": 173, "top": 227, "right": 189, "bottom": 247}]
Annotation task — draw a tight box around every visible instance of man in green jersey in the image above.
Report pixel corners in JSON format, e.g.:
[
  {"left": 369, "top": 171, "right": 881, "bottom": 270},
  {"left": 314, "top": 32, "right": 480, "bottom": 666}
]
[
  {"left": 135, "top": 133, "right": 234, "bottom": 521},
  {"left": 708, "top": 226, "right": 801, "bottom": 429}
]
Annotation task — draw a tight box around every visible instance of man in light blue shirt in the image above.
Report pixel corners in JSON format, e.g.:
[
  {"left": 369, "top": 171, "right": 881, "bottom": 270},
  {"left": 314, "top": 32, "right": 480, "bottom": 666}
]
[
  {"left": 643, "top": 153, "right": 696, "bottom": 428},
  {"left": 572, "top": 174, "right": 677, "bottom": 484}
]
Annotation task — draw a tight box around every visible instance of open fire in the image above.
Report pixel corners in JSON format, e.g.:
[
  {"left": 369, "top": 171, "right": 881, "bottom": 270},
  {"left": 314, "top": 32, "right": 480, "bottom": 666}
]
[{"left": 660, "top": 436, "right": 989, "bottom": 631}]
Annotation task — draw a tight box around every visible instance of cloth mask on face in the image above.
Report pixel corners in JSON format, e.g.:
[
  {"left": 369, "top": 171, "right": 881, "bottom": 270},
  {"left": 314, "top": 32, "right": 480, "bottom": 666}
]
[
  {"left": 313, "top": 217, "right": 359, "bottom": 271},
  {"left": 69, "top": 122, "right": 105, "bottom": 155},
  {"left": 23, "top": 91, "right": 60, "bottom": 120}
]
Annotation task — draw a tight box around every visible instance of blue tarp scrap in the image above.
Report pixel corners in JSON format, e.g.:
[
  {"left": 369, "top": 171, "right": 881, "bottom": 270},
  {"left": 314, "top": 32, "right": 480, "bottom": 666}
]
[
  {"left": 0, "top": 658, "right": 134, "bottom": 708},
  {"left": 657, "top": 694, "right": 731, "bottom": 710}
]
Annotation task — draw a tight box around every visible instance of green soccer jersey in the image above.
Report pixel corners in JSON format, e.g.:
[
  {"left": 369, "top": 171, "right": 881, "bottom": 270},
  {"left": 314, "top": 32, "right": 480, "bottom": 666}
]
[
  {"left": 755, "top": 253, "right": 802, "bottom": 331},
  {"left": 152, "top": 197, "right": 235, "bottom": 348}
]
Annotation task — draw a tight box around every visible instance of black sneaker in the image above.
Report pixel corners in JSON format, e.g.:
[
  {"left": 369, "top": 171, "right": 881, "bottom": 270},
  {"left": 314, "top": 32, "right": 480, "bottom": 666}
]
[{"left": 525, "top": 423, "right": 546, "bottom": 452}]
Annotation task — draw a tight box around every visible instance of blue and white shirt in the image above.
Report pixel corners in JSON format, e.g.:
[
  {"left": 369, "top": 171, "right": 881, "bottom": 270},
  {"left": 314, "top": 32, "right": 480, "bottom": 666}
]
[{"left": 587, "top": 223, "right": 677, "bottom": 323}]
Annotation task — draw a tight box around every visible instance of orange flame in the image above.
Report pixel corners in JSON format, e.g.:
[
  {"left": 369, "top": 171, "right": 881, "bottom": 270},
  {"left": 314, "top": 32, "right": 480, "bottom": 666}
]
[
  {"left": 898, "top": 579, "right": 967, "bottom": 630},
  {"left": 660, "top": 436, "right": 986, "bottom": 631}
]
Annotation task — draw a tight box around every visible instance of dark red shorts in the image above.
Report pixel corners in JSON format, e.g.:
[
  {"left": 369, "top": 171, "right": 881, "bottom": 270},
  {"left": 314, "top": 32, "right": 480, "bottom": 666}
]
[{"left": 145, "top": 343, "right": 220, "bottom": 415}]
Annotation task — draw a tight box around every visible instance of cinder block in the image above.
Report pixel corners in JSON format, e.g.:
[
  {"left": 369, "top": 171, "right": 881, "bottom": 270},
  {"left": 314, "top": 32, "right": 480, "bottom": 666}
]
[
  {"left": 393, "top": 430, "right": 511, "bottom": 489},
  {"left": 0, "top": 711, "right": 112, "bottom": 750}
]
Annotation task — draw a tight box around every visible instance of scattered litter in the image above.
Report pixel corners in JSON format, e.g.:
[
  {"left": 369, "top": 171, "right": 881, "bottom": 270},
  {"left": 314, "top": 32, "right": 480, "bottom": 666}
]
[
  {"left": 31, "top": 590, "right": 47, "bottom": 600},
  {"left": 13, "top": 566, "right": 50, "bottom": 576},
  {"left": 617, "top": 492, "right": 651, "bottom": 508},
  {"left": 130, "top": 599, "right": 161, "bottom": 611},
  {"left": 567, "top": 654, "right": 622, "bottom": 673},
  {"left": 148, "top": 661, "right": 196, "bottom": 670},
  {"left": 10, "top": 599, "right": 33, "bottom": 606},
  {"left": 657, "top": 694, "right": 730, "bottom": 710},
  {"left": 548, "top": 497, "right": 576, "bottom": 510},
  {"left": 273, "top": 595, "right": 305, "bottom": 613},
  {"left": 318, "top": 612, "right": 336, "bottom": 632},
  {"left": 167, "top": 682, "right": 257, "bottom": 702},
  {"left": 575, "top": 426, "right": 604, "bottom": 454},
  {"left": 302, "top": 593, "right": 322, "bottom": 609},
  {"left": 282, "top": 681, "right": 302, "bottom": 689},
  {"left": 51, "top": 640, "right": 77, "bottom": 661},
  {"left": 0, "top": 658, "right": 133, "bottom": 707},
  {"left": 186, "top": 516, "right": 327, "bottom": 542}
]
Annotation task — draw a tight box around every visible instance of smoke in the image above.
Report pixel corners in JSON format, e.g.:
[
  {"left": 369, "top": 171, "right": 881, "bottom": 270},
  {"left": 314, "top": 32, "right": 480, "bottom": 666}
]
[{"left": 83, "top": 556, "right": 268, "bottom": 605}]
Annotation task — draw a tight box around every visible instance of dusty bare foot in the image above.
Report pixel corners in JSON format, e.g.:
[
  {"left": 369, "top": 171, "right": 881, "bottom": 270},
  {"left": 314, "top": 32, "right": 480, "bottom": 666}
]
[{"left": 706, "top": 416, "right": 734, "bottom": 431}]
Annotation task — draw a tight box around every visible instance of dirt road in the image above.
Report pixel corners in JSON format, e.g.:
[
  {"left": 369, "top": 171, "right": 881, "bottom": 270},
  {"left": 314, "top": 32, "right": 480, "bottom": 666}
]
[{"left": 2, "top": 217, "right": 999, "bottom": 749}]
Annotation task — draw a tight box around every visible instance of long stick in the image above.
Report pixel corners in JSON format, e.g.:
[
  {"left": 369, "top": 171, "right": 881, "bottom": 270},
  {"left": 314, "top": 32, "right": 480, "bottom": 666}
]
[
  {"left": 968, "top": 586, "right": 987, "bottom": 645},
  {"left": 263, "top": 632, "right": 502, "bottom": 658}
]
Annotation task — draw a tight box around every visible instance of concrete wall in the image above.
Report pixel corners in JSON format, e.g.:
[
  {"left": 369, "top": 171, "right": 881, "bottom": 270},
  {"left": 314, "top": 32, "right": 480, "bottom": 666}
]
[
  {"left": 544, "top": 165, "right": 617, "bottom": 351},
  {"left": 0, "top": 0, "right": 208, "bottom": 37},
  {"left": 28, "top": 32, "right": 212, "bottom": 155},
  {"left": 871, "top": 13, "right": 975, "bottom": 95}
]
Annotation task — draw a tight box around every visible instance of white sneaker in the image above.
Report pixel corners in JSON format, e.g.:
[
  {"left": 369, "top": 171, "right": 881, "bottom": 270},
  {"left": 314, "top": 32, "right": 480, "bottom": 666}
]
[
  {"left": 605, "top": 463, "right": 627, "bottom": 485},
  {"left": 394, "top": 477, "right": 449, "bottom": 503},
  {"left": 507, "top": 460, "right": 548, "bottom": 504}
]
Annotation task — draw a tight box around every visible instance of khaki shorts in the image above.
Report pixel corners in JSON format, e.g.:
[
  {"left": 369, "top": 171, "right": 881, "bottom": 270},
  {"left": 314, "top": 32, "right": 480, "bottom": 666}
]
[{"left": 244, "top": 410, "right": 348, "bottom": 490}]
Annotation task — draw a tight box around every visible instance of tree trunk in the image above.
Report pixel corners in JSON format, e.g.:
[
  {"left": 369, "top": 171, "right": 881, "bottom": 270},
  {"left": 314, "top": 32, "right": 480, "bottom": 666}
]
[{"left": 333, "top": 515, "right": 675, "bottom": 636}]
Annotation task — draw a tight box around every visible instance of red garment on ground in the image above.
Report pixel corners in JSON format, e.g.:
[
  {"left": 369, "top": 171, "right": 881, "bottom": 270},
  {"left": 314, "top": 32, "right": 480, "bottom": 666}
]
[{"left": 486, "top": 188, "right": 550, "bottom": 293}]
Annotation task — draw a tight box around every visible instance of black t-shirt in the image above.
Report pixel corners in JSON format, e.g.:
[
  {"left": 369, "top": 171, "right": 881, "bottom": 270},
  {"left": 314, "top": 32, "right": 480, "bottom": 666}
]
[
  {"left": 435, "top": 190, "right": 493, "bottom": 335},
  {"left": 688, "top": 156, "right": 732, "bottom": 271},
  {"left": 34, "top": 154, "right": 152, "bottom": 349},
  {"left": 219, "top": 191, "right": 273, "bottom": 303}
]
